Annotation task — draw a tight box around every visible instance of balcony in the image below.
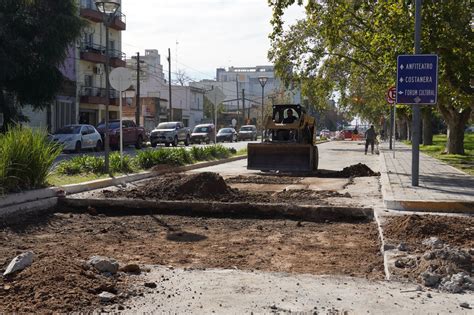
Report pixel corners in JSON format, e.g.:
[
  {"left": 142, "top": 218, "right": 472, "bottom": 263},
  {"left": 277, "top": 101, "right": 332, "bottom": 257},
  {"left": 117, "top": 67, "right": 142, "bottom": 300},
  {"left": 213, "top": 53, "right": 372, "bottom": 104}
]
[
  {"left": 80, "top": 87, "right": 119, "bottom": 105},
  {"left": 109, "top": 49, "right": 126, "bottom": 68},
  {"left": 79, "top": 0, "right": 126, "bottom": 31},
  {"left": 80, "top": 43, "right": 126, "bottom": 68},
  {"left": 80, "top": 42, "right": 107, "bottom": 64}
]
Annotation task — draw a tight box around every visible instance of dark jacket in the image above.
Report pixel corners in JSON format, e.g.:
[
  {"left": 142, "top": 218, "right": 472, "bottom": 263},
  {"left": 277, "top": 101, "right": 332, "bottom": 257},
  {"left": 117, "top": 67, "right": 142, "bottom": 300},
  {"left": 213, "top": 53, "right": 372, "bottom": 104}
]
[{"left": 365, "top": 128, "right": 376, "bottom": 140}]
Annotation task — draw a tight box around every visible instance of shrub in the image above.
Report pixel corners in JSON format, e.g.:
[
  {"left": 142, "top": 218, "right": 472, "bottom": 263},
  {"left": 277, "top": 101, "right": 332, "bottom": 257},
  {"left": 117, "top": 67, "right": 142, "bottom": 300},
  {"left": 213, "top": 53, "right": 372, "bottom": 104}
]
[
  {"left": 110, "top": 152, "right": 135, "bottom": 173},
  {"left": 0, "top": 125, "right": 62, "bottom": 193},
  {"left": 56, "top": 155, "right": 105, "bottom": 175}
]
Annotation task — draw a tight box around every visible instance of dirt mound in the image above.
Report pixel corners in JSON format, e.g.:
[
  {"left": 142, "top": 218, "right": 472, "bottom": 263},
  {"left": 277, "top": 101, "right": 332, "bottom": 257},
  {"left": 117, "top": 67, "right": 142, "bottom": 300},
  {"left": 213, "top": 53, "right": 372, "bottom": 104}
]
[
  {"left": 339, "top": 163, "right": 380, "bottom": 177},
  {"left": 315, "top": 163, "right": 380, "bottom": 178},
  {"left": 383, "top": 215, "right": 474, "bottom": 248},
  {"left": 105, "top": 172, "right": 236, "bottom": 201},
  {"left": 0, "top": 253, "right": 128, "bottom": 313}
]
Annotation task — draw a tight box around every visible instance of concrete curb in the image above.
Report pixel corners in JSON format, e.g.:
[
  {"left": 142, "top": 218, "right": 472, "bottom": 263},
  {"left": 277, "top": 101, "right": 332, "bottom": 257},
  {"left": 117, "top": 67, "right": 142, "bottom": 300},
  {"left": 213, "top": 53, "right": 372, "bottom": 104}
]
[
  {"left": 383, "top": 199, "right": 474, "bottom": 214},
  {"left": 60, "top": 197, "right": 374, "bottom": 223},
  {"left": 0, "top": 198, "right": 57, "bottom": 224},
  {"left": 0, "top": 155, "right": 247, "bottom": 219}
]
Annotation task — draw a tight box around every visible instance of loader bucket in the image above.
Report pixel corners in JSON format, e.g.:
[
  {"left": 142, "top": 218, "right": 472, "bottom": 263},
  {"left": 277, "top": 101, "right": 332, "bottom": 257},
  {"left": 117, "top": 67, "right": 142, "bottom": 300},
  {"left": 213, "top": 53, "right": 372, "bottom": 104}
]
[{"left": 247, "top": 143, "right": 318, "bottom": 172}]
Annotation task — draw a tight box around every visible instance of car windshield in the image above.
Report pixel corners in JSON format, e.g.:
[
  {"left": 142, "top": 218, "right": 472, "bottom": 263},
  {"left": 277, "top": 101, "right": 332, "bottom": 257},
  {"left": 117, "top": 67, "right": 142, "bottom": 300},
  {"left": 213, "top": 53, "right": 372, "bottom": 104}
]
[
  {"left": 55, "top": 126, "right": 81, "bottom": 134},
  {"left": 156, "top": 123, "right": 177, "bottom": 129},
  {"left": 240, "top": 127, "right": 254, "bottom": 131},
  {"left": 97, "top": 121, "right": 120, "bottom": 129},
  {"left": 193, "top": 126, "right": 210, "bottom": 133},
  {"left": 218, "top": 128, "right": 233, "bottom": 134}
]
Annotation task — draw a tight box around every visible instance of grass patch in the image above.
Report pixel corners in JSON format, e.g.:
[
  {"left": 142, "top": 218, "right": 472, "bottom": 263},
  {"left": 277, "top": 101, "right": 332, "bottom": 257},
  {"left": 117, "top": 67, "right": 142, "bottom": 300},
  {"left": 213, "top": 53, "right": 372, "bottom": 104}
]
[
  {"left": 47, "top": 172, "right": 111, "bottom": 187},
  {"left": 404, "top": 134, "right": 474, "bottom": 175}
]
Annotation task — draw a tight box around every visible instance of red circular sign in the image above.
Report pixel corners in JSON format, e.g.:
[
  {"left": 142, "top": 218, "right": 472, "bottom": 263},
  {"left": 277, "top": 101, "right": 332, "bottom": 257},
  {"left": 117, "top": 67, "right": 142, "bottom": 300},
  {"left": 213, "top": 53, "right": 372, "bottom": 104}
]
[{"left": 386, "top": 87, "right": 396, "bottom": 104}]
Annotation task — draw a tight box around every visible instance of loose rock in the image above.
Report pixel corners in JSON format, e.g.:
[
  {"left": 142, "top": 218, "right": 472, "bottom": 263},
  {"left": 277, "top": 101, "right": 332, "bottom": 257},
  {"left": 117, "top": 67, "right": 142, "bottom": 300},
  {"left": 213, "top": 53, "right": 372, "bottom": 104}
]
[
  {"left": 98, "top": 291, "right": 115, "bottom": 302},
  {"left": 420, "top": 271, "right": 440, "bottom": 287},
  {"left": 120, "top": 263, "right": 141, "bottom": 274},
  {"left": 87, "top": 256, "right": 119, "bottom": 274},
  {"left": 460, "top": 302, "right": 471, "bottom": 309},
  {"left": 397, "top": 243, "right": 408, "bottom": 251},
  {"left": 422, "top": 237, "right": 444, "bottom": 249},
  {"left": 3, "top": 251, "right": 34, "bottom": 277},
  {"left": 144, "top": 282, "right": 157, "bottom": 289}
]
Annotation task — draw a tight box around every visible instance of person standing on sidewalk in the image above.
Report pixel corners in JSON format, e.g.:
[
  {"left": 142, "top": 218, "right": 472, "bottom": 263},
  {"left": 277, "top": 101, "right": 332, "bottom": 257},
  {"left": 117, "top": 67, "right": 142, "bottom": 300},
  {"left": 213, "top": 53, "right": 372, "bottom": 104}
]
[{"left": 364, "top": 125, "right": 377, "bottom": 154}]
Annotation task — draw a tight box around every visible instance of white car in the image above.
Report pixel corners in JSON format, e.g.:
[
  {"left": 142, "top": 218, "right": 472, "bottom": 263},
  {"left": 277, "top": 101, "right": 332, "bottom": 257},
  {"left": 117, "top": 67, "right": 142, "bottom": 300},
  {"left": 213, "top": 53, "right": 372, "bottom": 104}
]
[{"left": 52, "top": 124, "right": 103, "bottom": 153}]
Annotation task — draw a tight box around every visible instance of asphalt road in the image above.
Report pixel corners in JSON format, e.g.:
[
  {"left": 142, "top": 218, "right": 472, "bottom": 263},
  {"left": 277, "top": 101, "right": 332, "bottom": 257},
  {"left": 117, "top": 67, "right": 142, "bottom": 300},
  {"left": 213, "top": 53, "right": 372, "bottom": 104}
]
[{"left": 53, "top": 140, "right": 256, "bottom": 166}]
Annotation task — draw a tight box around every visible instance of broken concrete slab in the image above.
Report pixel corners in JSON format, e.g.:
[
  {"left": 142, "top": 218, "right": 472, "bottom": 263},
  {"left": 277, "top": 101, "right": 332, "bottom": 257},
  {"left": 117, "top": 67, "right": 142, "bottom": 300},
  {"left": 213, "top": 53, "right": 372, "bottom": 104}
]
[
  {"left": 3, "top": 251, "right": 34, "bottom": 276},
  {"left": 87, "top": 256, "right": 119, "bottom": 274}
]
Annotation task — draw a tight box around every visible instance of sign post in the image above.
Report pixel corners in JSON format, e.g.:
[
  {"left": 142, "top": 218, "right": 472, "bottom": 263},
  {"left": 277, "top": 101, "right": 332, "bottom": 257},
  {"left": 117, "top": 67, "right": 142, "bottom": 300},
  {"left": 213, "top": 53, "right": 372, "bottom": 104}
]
[
  {"left": 386, "top": 87, "right": 396, "bottom": 150},
  {"left": 396, "top": 52, "right": 438, "bottom": 185},
  {"left": 109, "top": 67, "right": 132, "bottom": 167}
]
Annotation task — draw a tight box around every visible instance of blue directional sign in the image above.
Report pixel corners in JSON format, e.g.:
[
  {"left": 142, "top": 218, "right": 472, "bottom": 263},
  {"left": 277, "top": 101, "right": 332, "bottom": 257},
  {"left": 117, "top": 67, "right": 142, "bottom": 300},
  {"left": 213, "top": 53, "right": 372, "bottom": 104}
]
[{"left": 396, "top": 54, "right": 438, "bottom": 105}]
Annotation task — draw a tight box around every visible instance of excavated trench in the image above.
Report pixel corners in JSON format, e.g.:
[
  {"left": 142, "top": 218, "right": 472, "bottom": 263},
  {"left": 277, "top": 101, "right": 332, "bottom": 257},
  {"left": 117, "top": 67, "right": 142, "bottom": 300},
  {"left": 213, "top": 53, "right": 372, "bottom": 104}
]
[{"left": 61, "top": 164, "right": 380, "bottom": 223}]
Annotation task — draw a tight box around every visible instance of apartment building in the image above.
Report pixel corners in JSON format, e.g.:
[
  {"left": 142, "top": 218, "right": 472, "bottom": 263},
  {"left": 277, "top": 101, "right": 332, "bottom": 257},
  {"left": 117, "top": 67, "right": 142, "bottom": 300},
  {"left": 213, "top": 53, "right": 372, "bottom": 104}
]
[{"left": 77, "top": 0, "right": 126, "bottom": 126}]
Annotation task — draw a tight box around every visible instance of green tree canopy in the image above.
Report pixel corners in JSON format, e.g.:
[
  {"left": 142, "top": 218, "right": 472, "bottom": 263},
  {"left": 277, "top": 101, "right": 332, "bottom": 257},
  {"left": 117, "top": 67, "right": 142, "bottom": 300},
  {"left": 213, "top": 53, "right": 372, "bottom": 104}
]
[
  {"left": 0, "top": 0, "right": 84, "bottom": 128},
  {"left": 268, "top": 0, "right": 473, "bottom": 154}
]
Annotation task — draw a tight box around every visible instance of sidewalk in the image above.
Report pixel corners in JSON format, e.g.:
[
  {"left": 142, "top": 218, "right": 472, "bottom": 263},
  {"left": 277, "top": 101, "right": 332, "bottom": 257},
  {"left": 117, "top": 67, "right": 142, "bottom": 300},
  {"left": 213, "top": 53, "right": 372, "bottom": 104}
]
[{"left": 379, "top": 141, "right": 474, "bottom": 213}]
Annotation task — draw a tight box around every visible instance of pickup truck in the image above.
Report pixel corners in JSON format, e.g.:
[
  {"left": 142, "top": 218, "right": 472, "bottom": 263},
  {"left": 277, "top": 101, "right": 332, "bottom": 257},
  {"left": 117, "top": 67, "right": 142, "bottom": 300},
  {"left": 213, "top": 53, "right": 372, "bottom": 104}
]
[
  {"left": 96, "top": 119, "right": 147, "bottom": 150},
  {"left": 150, "top": 121, "right": 191, "bottom": 147}
]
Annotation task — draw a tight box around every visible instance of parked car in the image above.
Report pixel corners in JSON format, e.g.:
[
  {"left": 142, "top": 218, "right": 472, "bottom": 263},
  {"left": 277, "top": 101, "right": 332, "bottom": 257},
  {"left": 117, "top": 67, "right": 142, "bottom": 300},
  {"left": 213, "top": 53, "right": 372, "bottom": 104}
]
[
  {"left": 190, "top": 124, "right": 215, "bottom": 144},
  {"left": 150, "top": 121, "right": 191, "bottom": 147},
  {"left": 466, "top": 125, "right": 474, "bottom": 133},
  {"left": 216, "top": 127, "right": 238, "bottom": 142},
  {"left": 320, "top": 129, "right": 331, "bottom": 138},
  {"left": 238, "top": 125, "right": 257, "bottom": 141},
  {"left": 96, "top": 119, "right": 146, "bottom": 150},
  {"left": 52, "top": 124, "right": 102, "bottom": 153}
]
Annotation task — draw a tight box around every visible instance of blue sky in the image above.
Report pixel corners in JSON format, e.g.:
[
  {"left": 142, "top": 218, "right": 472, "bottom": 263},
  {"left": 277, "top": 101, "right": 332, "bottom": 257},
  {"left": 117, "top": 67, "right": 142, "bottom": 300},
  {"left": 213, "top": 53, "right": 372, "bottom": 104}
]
[{"left": 121, "top": 0, "right": 305, "bottom": 81}]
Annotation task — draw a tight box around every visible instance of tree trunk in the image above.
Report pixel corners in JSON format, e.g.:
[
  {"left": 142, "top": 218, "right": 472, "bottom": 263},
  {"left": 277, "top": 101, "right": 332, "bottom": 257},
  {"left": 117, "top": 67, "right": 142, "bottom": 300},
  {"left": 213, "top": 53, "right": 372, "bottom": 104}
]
[
  {"left": 446, "top": 119, "right": 465, "bottom": 154},
  {"left": 422, "top": 107, "right": 433, "bottom": 145},
  {"left": 438, "top": 103, "right": 471, "bottom": 155},
  {"left": 399, "top": 119, "right": 407, "bottom": 140}
]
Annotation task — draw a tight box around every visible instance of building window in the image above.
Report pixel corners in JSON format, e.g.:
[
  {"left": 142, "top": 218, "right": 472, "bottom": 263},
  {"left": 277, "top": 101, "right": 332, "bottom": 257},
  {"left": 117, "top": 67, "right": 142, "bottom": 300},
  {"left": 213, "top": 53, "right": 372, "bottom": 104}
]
[{"left": 55, "top": 101, "right": 73, "bottom": 131}]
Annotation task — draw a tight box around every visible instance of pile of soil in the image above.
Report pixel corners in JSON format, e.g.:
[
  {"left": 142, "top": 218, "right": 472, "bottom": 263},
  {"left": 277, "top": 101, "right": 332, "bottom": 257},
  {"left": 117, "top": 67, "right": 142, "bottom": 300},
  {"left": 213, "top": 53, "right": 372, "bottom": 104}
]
[
  {"left": 225, "top": 175, "right": 302, "bottom": 185},
  {"left": 104, "top": 172, "right": 236, "bottom": 201},
  {"left": 383, "top": 215, "right": 474, "bottom": 248},
  {"left": 0, "top": 251, "right": 130, "bottom": 313},
  {"left": 103, "top": 172, "right": 348, "bottom": 205},
  {"left": 315, "top": 163, "right": 380, "bottom": 178},
  {"left": 339, "top": 163, "right": 380, "bottom": 177}
]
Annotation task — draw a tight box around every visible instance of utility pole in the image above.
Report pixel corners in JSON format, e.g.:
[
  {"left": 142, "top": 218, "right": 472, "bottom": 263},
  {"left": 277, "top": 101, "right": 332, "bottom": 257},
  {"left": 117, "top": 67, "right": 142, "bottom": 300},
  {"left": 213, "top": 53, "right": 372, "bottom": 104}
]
[
  {"left": 242, "top": 89, "right": 246, "bottom": 124},
  {"left": 168, "top": 48, "right": 172, "bottom": 121},
  {"left": 412, "top": 0, "right": 422, "bottom": 186},
  {"left": 135, "top": 52, "right": 140, "bottom": 126},
  {"left": 235, "top": 76, "right": 240, "bottom": 126}
]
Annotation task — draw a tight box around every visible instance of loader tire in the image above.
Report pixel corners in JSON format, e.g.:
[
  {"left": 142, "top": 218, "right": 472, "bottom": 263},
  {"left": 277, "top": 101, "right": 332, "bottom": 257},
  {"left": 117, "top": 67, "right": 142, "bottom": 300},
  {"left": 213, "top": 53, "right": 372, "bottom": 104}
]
[{"left": 313, "top": 146, "right": 319, "bottom": 172}]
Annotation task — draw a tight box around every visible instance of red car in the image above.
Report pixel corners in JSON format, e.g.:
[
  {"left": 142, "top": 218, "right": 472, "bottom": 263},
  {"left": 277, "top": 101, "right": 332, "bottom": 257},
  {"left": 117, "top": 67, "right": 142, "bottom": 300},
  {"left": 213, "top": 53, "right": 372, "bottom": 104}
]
[{"left": 96, "top": 119, "right": 147, "bottom": 150}]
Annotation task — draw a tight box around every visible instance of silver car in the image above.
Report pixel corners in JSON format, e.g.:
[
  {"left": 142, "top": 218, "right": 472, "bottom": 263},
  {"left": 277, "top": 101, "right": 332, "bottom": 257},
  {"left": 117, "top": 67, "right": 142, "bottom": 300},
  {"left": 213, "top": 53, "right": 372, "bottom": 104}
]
[{"left": 52, "top": 124, "right": 103, "bottom": 153}]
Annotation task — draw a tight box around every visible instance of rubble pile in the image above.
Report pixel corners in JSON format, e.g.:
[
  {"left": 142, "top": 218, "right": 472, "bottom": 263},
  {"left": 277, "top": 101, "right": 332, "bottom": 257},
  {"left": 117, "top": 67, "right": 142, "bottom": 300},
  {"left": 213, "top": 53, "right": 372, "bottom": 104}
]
[
  {"left": 419, "top": 240, "right": 473, "bottom": 293},
  {"left": 385, "top": 215, "right": 474, "bottom": 293}
]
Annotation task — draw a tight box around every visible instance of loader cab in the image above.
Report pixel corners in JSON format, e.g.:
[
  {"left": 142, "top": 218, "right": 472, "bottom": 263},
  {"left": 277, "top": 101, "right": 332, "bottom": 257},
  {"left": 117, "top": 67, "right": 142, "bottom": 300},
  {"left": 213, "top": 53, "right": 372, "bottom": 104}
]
[{"left": 272, "top": 104, "right": 303, "bottom": 123}]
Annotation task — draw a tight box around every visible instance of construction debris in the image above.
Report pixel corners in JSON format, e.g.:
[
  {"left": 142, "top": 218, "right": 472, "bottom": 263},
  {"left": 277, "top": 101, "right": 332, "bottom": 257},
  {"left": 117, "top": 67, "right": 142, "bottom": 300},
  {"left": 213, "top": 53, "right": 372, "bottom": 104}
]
[{"left": 3, "top": 251, "right": 34, "bottom": 277}]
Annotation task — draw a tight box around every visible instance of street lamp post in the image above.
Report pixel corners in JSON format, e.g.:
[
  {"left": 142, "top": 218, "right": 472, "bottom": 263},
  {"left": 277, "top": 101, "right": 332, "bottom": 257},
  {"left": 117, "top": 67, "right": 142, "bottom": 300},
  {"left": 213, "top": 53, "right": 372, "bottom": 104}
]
[
  {"left": 258, "top": 77, "right": 268, "bottom": 142},
  {"left": 95, "top": 0, "right": 120, "bottom": 174}
]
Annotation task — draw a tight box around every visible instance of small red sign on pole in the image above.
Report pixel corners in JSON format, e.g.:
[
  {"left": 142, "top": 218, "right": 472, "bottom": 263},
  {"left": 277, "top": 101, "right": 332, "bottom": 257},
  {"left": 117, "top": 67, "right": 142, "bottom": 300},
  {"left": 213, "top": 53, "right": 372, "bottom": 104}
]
[{"left": 386, "top": 87, "right": 396, "bottom": 104}]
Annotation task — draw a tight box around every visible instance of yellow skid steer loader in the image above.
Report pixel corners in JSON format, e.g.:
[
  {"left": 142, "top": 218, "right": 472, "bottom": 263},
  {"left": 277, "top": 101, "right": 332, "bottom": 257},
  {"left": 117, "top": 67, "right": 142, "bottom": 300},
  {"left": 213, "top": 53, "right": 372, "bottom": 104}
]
[{"left": 247, "top": 104, "right": 318, "bottom": 173}]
